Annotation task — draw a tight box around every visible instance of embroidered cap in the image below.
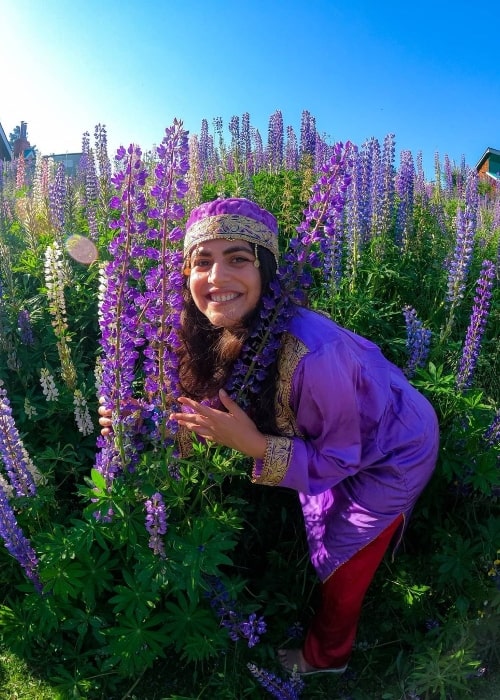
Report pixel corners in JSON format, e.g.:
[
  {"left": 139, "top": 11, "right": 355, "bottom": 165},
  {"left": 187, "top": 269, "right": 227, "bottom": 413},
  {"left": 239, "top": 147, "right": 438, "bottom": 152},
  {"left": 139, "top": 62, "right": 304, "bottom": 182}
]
[{"left": 184, "top": 197, "right": 279, "bottom": 262}]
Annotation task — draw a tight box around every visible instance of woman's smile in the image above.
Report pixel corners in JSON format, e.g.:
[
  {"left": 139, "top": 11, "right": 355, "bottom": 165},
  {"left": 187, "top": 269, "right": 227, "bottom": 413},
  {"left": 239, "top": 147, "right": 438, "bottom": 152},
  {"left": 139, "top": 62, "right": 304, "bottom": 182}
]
[{"left": 189, "top": 239, "right": 262, "bottom": 327}]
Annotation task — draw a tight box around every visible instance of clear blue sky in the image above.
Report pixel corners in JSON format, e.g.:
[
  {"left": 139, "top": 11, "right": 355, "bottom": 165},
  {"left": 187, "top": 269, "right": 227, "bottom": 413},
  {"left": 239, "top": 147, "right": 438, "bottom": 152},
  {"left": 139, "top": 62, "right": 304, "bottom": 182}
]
[{"left": 1, "top": 0, "right": 498, "bottom": 177}]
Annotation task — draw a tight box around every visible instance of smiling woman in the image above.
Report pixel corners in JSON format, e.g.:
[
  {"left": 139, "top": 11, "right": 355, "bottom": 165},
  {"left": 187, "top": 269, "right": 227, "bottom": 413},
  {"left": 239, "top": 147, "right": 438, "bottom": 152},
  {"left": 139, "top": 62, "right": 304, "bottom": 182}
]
[{"left": 157, "top": 196, "right": 439, "bottom": 676}]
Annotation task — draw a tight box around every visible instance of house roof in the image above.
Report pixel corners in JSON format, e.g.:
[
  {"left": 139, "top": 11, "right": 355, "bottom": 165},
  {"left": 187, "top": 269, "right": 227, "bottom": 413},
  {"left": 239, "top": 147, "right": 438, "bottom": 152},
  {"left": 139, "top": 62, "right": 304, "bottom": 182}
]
[
  {"left": 0, "top": 121, "right": 12, "bottom": 160},
  {"left": 475, "top": 147, "right": 500, "bottom": 171}
]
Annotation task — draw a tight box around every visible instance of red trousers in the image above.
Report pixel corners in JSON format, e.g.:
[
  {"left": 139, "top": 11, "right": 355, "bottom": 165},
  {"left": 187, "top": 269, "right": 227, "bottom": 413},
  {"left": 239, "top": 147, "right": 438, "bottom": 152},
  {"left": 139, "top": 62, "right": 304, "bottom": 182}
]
[{"left": 303, "top": 513, "right": 404, "bottom": 669}]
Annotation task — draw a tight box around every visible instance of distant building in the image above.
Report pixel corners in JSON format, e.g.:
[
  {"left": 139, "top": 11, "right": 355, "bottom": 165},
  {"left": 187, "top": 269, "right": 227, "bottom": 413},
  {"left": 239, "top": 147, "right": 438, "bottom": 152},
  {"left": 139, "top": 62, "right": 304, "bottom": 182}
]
[
  {"left": 0, "top": 120, "right": 12, "bottom": 161},
  {"left": 49, "top": 153, "right": 83, "bottom": 178},
  {"left": 475, "top": 147, "right": 500, "bottom": 182}
]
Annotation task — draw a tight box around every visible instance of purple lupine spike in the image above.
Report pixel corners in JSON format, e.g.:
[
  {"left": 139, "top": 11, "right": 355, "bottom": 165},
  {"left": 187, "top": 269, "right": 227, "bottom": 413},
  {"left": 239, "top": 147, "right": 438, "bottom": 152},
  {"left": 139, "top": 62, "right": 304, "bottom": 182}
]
[
  {"left": 198, "top": 118, "right": 210, "bottom": 180},
  {"left": 227, "top": 115, "right": 240, "bottom": 174},
  {"left": 345, "top": 144, "right": 368, "bottom": 283},
  {"left": 434, "top": 152, "right": 442, "bottom": 197},
  {"left": 140, "top": 119, "right": 189, "bottom": 443},
  {"left": 241, "top": 112, "right": 252, "bottom": 175},
  {"left": 484, "top": 410, "right": 500, "bottom": 447},
  {"left": 247, "top": 663, "right": 305, "bottom": 699},
  {"left": 94, "top": 123, "right": 112, "bottom": 184},
  {"left": 227, "top": 143, "right": 353, "bottom": 405},
  {"left": 299, "top": 110, "right": 316, "bottom": 159},
  {"left": 285, "top": 125, "right": 298, "bottom": 171},
  {"left": 443, "top": 154, "right": 453, "bottom": 194},
  {"left": 380, "top": 133, "right": 396, "bottom": 234},
  {"left": 79, "top": 131, "right": 99, "bottom": 239},
  {"left": 314, "top": 133, "right": 329, "bottom": 172},
  {"left": 402, "top": 306, "right": 432, "bottom": 378},
  {"left": 48, "top": 162, "right": 66, "bottom": 237},
  {"left": 96, "top": 143, "right": 150, "bottom": 473},
  {"left": 366, "top": 137, "right": 382, "bottom": 239},
  {"left": 0, "top": 482, "right": 41, "bottom": 590},
  {"left": 17, "top": 309, "right": 34, "bottom": 345},
  {"left": 0, "top": 387, "right": 37, "bottom": 497},
  {"left": 446, "top": 169, "right": 479, "bottom": 307},
  {"left": 15, "top": 154, "right": 27, "bottom": 189},
  {"left": 204, "top": 576, "right": 267, "bottom": 648},
  {"left": 357, "top": 139, "right": 375, "bottom": 244},
  {"left": 251, "top": 127, "right": 265, "bottom": 172},
  {"left": 456, "top": 259, "right": 495, "bottom": 390},
  {"left": 395, "top": 150, "right": 415, "bottom": 248},
  {"left": 415, "top": 151, "right": 427, "bottom": 200},
  {"left": 145, "top": 492, "right": 168, "bottom": 557},
  {"left": 267, "top": 110, "right": 284, "bottom": 172}
]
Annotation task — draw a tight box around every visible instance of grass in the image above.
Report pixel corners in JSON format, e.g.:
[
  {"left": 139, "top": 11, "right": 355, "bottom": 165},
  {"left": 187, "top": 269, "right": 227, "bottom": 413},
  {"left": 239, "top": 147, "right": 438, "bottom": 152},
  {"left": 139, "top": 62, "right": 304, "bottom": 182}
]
[{"left": 1, "top": 646, "right": 499, "bottom": 700}]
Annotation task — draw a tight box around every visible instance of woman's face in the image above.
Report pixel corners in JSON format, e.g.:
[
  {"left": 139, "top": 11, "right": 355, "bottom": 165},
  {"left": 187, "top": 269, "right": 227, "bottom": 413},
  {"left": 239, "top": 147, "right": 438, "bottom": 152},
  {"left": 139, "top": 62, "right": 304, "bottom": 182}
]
[{"left": 188, "top": 238, "right": 262, "bottom": 328}]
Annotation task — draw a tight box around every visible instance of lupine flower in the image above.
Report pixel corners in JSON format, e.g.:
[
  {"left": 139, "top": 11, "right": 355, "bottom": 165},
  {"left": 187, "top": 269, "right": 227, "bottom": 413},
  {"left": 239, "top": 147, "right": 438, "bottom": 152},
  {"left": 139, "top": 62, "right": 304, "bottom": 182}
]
[
  {"left": 456, "top": 259, "right": 495, "bottom": 390},
  {"left": 0, "top": 482, "right": 41, "bottom": 590},
  {"left": 267, "top": 110, "right": 284, "bottom": 172},
  {"left": 140, "top": 119, "right": 189, "bottom": 445},
  {"left": 15, "top": 154, "right": 26, "bottom": 189},
  {"left": 299, "top": 110, "right": 316, "bottom": 159},
  {"left": 484, "top": 410, "right": 500, "bottom": 447},
  {"left": 252, "top": 127, "right": 265, "bottom": 172},
  {"left": 145, "top": 491, "right": 168, "bottom": 557},
  {"left": 96, "top": 143, "right": 149, "bottom": 472},
  {"left": 48, "top": 162, "right": 66, "bottom": 242},
  {"left": 446, "top": 170, "right": 478, "bottom": 307},
  {"left": 198, "top": 118, "right": 210, "bottom": 180},
  {"left": 94, "top": 123, "right": 112, "bottom": 185},
  {"left": 241, "top": 112, "right": 252, "bottom": 175},
  {"left": 73, "top": 390, "right": 94, "bottom": 436},
  {"left": 402, "top": 306, "right": 432, "bottom": 378},
  {"left": 205, "top": 576, "right": 267, "bottom": 647},
  {"left": 395, "top": 150, "right": 415, "bottom": 248},
  {"left": 247, "top": 663, "right": 305, "bottom": 699},
  {"left": 414, "top": 151, "right": 427, "bottom": 200},
  {"left": 0, "top": 387, "right": 38, "bottom": 497},
  {"left": 44, "top": 241, "right": 68, "bottom": 333},
  {"left": 17, "top": 309, "right": 34, "bottom": 345},
  {"left": 23, "top": 398, "right": 37, "bottom": 419},
  {"left": 285, "top": 126, "right": 299, "bottom": 171},
  {"left": 40, "top": 368, "right": 59, "bottom": 402},
  {"left": 227, "top": 143, "right": 353, "bottom": 407},
  {"left": 79, "top": 131, "right": 99, "bottom": 239},
  {"left": 344, "top": 144, "right": 367, "bottom": 286}
]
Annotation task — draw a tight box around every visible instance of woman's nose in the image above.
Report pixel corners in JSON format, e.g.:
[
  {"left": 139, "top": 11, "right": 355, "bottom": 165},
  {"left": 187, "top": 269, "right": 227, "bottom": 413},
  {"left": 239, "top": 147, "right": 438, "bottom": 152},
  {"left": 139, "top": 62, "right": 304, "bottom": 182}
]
[{"left": 208, "top": 261, "right": 227, "bottom": 283}]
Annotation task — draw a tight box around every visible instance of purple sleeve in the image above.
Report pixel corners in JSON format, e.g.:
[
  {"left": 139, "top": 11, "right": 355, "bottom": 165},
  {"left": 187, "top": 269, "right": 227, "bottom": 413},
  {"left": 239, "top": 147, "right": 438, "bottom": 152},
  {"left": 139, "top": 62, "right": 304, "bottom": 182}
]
[
  {"left": 253, "top": 340, "right": 372, "bottom": 493},
  {"left": 279, "top": 342, "right": 364, "bottom": 493}
]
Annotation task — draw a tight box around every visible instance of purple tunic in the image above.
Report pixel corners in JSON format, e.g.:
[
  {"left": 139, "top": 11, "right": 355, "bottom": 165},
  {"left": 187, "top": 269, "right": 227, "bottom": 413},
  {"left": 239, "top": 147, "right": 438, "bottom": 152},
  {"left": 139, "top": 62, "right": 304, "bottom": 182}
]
[{"left": 252, "top": 307, "right": 439, "bottom": 582}]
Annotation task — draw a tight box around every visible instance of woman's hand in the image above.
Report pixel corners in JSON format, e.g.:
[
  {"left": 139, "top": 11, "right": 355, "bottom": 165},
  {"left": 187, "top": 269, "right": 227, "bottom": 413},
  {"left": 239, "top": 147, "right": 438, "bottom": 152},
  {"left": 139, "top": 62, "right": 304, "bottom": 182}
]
[
  {"left": 98, "top": 397, "right": 113, "bottom": 437},
  {"left": 170, "top": 389, "right": 267, "bottom": 460}
]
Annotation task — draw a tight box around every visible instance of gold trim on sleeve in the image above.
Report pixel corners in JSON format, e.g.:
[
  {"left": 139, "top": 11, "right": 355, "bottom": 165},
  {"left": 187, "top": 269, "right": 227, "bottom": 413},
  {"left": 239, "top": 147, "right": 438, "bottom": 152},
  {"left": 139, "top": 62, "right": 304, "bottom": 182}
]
[{"left": 252, "top": 435, "right": 294, "bottom": 485}]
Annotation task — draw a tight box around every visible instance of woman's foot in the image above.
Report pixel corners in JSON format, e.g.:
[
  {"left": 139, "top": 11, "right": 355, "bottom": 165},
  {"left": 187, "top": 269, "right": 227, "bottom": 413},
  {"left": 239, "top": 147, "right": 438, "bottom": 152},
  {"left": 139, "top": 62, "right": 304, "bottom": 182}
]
[{"left": 278, "top": 648, "right": 347, "bottom": 676}]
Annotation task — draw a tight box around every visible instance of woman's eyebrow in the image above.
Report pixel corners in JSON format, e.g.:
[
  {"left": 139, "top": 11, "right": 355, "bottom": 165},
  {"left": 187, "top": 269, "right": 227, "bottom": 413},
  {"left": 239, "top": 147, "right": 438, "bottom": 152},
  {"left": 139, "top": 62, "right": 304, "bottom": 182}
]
[{"left": 193, "top": 244, "right": 253, "bottom": 257}]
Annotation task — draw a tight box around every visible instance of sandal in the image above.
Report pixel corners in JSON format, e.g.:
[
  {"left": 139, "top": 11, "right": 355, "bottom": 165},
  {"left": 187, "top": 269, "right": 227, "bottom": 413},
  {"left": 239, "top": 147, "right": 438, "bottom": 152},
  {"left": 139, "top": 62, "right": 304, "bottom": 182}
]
[{"left": 278, "top": 648, "right": 348, "bottom": 676}]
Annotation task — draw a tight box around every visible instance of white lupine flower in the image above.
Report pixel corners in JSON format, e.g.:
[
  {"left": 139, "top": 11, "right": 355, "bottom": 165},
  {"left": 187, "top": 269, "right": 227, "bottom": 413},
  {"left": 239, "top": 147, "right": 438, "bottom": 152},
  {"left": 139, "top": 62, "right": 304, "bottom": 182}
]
[
  {"left": 44, "top": 242, "right": 68, "bottom": 331},
  {"left": 24, "top": 398, "right": 38, "bottom": 418},
  {"left": 97, "top": 263, "right": 108, "bottom": 325},
  {"left": 0, "top": 473, "right": 14, "bottom": 499},
  {"left": 40, "top": 368, "right": 59, "bottom": 401},
  {"left": 73, "top": 390, "right": 94, "bottom": 436}
]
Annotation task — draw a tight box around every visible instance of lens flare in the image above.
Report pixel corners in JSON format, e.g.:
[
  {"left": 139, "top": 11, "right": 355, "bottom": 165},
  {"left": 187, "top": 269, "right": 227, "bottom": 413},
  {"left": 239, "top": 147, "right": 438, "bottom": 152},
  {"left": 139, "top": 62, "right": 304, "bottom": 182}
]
[{"left": 65, "top": 235, "right": 98, "bottom": 264}]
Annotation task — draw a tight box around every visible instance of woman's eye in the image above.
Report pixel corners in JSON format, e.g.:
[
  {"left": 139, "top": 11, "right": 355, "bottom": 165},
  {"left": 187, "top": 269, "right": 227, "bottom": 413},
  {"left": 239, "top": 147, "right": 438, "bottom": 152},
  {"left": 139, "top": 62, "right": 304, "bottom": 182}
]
[{"left": 231, "top": 256, "right": 251, "bottom": 264}]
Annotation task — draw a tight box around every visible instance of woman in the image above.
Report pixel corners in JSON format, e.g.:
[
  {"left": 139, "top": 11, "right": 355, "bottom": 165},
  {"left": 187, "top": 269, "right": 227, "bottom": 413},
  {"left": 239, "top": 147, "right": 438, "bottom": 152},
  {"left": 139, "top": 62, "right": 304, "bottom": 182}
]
[{"left": 100, "top": 197, "right": 439, "bottom": 676}]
